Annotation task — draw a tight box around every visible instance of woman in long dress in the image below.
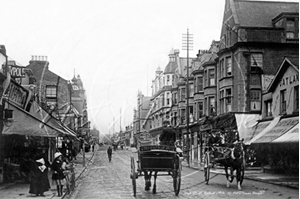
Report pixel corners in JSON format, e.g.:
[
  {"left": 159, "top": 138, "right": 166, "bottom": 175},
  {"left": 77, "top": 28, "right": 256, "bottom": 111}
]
[{"left": 29, "top": 157, "right": 50, "bottom": 196}]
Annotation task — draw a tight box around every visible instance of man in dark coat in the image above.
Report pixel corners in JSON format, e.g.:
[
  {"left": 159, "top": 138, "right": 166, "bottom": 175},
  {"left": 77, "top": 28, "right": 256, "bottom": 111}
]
[
  {"left": 107, "top": 146, "right": 112, "bottom": 162},
  {"left": 159, "top": 121, "right": 176, "bottom": 146}
]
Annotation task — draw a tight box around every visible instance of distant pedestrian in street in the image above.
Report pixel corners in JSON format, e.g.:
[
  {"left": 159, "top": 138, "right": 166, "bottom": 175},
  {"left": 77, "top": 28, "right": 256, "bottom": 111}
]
[
  {"left": 107, "top": 146, "right": 112, "bottom": 162},
  {"left": 92, "top": 142, "right": 95, "bottom": 152},
  {"left": 29, "top": 156, "right": 50, "bottom": 197},
  {"left": 51, "top": 152, "right": 66, "bottom": 197}
]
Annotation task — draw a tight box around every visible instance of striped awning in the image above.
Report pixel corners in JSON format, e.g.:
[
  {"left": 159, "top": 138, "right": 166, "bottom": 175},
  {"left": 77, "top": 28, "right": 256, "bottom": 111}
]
[
  {"left": 272, "top": 123, "right": 299, "bottom": 143},
  {"left": 252, "top": 117, "right": 298, "bottom": 144}
]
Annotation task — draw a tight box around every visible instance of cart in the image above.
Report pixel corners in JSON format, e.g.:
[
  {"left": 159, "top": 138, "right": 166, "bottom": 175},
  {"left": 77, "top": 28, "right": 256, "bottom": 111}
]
[
  {"left": 130, "top": 138, "right": 182, "bottom": 197},
  {"left": 203, "top": 144, "right": 245, "bottom": 185}
]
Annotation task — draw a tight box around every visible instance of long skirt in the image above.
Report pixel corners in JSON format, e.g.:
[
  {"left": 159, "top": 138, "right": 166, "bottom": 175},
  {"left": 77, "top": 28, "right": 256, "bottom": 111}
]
[{"left": 29, "top": 170, "right": 50, "bottom": 195}]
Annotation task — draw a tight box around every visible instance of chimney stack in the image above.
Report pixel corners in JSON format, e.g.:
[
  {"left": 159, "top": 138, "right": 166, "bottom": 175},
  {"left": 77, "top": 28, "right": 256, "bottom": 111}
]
[{"left": 31, "top": 55, "right": 48, "bottom": 61}]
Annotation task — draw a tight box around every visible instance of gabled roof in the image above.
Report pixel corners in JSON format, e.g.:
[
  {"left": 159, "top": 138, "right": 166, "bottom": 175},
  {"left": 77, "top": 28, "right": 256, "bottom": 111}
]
[
  {"left": 267, "top": 56, "right": 299, "bottom": 92},
  {"left": 231, "top": 0, "right": 298, "bottom": 28}
]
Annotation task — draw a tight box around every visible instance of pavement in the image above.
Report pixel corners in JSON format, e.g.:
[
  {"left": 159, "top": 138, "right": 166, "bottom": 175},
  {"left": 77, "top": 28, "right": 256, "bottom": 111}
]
[
  {"left": 0, "top": 149, "right": 95, "bottom": 199},
  {"left": 0, "top": 146, "right": 298, "bottom": 199}
]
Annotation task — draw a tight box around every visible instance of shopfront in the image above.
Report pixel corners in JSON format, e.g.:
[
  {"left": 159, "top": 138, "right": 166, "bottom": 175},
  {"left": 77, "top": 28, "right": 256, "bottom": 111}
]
[{"left": 1, "top": 80, "right": 75, "bottom": 183}]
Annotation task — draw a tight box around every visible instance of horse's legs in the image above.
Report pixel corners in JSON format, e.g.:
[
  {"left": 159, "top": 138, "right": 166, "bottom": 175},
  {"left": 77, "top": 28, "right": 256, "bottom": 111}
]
[
  {"left": 152, "top": 171, "right": 157, "bottom": 194},
  {"left": 236, "top": 167, "right": 242, "bottom": 190},
  {"left": 230, "top": 167, "right": 234, "bottom": 183},
  {"left": 144, "top": 171, "right": 150, "bottom": 191},
  {"left": 225, "top": 166, "right": 230, "bottom": 188}
]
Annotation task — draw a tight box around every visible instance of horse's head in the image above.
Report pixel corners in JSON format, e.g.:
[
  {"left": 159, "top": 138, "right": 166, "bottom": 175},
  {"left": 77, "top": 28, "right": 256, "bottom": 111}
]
[{"left": 231, "top": 141, "right": 245, "bottom": 160}]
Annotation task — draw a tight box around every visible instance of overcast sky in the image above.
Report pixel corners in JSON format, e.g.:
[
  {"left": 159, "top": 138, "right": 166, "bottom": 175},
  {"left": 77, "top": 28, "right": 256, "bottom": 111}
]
[{"left": 0, "top": 0, "right": 298, "bottom": 136}]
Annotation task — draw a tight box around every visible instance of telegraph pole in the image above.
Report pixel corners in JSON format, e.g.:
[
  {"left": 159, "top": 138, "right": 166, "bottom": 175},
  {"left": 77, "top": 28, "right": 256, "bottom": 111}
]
[{"left": 182, "top": 29, "right": 193, "bottom": 166}]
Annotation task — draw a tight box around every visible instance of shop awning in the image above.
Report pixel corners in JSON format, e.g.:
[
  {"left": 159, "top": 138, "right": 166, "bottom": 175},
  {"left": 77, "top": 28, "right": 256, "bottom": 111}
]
[
  {"left": 243, "top": 120, "right": 271, "bottom": 144},
  {"left": 30, "top": 101, "right": 77, "bottom": 138},
  {"left": 235, "top": 113, "right": 261, "bottom": 144},
  {"left": 272, "top": 123, "right": 299, "bottom": 143},
  {"left": 3, "top": 102, "right": 63, "bottom": 137},
  {"left": 252, "top": 116, "right": 298, "bottom": 144}
]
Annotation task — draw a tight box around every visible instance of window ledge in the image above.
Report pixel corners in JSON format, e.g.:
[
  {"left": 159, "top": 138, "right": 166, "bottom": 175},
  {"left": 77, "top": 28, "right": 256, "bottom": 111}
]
[{"left": 219, "top": 76, "right": 233, "bottom": 81}]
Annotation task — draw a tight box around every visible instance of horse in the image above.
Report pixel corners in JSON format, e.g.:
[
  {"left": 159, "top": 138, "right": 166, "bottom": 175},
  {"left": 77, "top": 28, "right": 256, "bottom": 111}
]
[{"left": 217, "top": 141, "right": 245, "bottom": 190}]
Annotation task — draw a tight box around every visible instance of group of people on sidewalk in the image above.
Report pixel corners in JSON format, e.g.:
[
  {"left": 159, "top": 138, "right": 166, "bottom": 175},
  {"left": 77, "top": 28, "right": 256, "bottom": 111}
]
[{"left": 29, "top": 151, "right": 71, "bottom": 197}]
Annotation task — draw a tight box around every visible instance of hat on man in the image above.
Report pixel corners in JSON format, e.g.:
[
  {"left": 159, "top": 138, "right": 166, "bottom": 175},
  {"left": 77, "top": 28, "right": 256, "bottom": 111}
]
[{"left": 54, "top": 152, "right": 62, "bottom": 159}]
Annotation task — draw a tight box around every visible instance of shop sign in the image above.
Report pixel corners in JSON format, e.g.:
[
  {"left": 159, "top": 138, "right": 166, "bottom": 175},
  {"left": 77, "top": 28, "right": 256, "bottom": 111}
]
[
  {"left": 10, "top": 66, "right": 26, "bottom": 78},
  {"left": 4, "top": 80, "right": 28, "bottom": 109}
]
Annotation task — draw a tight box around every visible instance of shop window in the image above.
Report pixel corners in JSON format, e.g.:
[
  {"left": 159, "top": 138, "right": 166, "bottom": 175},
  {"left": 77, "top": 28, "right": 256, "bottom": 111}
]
[
  {"left": 280, "top": 89, "right": 287, "bottom": 114},
  {"left": 294, "top": 86, "right": 299, "bottom": 112}
]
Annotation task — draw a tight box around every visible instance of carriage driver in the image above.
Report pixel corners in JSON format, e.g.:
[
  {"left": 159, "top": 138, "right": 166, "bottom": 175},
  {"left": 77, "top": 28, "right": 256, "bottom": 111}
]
[
  {"left": 159, "top": 121, "right": 183, "bottom": 158},
  {"left": 159, "top": 120, "right": 176, "bottom": 146}
]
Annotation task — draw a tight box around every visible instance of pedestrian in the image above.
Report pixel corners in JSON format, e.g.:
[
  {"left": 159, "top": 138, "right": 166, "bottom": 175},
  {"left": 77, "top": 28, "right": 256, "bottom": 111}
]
[
  {"left": 51, "top": 152, "right": 66, "bottom": 197},
  {"left": 92, "top": 142, "right": 95, "bottom": 152},
  {"left": 29, "top": 156, "right": 51, "bottom": 197},
  {"left": 107, "top": 146, "right": 112, "bottom": 162}
]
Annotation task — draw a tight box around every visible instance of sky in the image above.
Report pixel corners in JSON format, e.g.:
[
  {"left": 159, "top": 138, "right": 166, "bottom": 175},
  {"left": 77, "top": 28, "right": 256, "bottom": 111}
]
[{"left": 0, "top": 0, "right": 298, "bottom": 136}]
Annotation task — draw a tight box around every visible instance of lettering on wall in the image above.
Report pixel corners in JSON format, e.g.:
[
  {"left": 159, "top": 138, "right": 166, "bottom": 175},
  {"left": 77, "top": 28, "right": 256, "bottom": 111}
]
[{"left": 279, "top": 74, "right": 299, "bottom": 87}]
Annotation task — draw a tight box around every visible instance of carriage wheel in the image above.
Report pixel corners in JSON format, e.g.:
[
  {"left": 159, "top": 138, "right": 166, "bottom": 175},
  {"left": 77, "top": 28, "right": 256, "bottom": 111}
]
[
  {"left": 131, "top": 156, "right": 137, "bottom": 197},
  {"left": 204, "top": 152, "right": 210, "bottom": 184},
  {"left": 173, "top": 156, "right": 181, "bottom": 196}
]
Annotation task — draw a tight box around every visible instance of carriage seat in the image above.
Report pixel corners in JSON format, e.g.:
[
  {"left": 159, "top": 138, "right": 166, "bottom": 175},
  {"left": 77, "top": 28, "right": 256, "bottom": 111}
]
[{"left": 137, "top": 140, "right": 152, "bottom": 151}]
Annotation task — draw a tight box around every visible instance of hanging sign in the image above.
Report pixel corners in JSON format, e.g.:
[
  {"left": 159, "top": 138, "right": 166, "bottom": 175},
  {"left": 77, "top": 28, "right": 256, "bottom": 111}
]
[{"left": 4, "top": 80, "right": 29, "bottom": 109}]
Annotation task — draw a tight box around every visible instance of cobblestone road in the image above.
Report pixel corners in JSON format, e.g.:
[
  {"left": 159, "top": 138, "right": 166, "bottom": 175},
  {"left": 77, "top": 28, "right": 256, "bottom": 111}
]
[{"left": 67, "top": 146, "right": 299, "bottom": 199}]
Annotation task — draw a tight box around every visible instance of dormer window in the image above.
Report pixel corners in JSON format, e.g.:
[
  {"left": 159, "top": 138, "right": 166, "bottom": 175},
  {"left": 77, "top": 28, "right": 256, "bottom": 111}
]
[
  {"left": 286, "top": 18, "right": 296, "bottom": 39},
  {"left": 273, "top": 14, "right": 298, "bottom": 40}
]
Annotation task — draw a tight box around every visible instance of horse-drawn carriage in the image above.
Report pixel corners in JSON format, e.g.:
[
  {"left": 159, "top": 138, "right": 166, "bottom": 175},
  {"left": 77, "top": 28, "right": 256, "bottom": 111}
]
[
  {"left": 203, "top": 130, "right": 246, "bottom": 190},
  {"left": 130, "top": 129, "right": 182, "bottom": 197}
]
